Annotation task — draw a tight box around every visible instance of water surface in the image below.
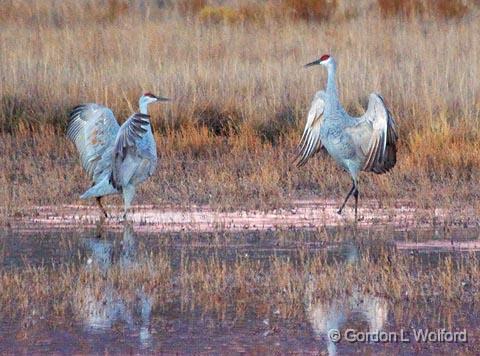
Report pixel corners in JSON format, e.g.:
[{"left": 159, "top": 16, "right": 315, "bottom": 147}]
[{"left": 0, "top": 225, "right": 479, "bottom": 354}]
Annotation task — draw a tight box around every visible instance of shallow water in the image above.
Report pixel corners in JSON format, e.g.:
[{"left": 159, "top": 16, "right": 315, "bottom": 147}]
[
  {"left": 13, "top": 200, "right": 479, "bottom": 233},
  {"left": 1, "top": 225, "right": 480, "bottom": 354}
]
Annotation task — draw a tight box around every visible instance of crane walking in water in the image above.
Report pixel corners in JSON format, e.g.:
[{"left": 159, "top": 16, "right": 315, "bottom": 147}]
[
  {"left": 67, "top": 93, "right": 169, "bottom": 219},
  {"left": 295, "top": 55, "right": 398, "bottom": 220}
]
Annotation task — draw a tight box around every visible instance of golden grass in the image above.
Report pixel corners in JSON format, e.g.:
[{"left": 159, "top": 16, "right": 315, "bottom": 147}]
[{"left": 0, "top": 1, "right": 479, "bottom": 213}]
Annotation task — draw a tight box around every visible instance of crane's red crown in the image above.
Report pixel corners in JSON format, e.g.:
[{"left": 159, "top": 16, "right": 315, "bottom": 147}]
[
  {"left": 143, "top": 92, "right": 156, "bottom": 98},
  {"left": 320, "top": 54, "right": 330, "bottom": 62}
]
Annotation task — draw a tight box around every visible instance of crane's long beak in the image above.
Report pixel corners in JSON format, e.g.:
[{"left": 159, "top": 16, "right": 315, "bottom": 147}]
[
  {"left": 155, "top": 96, "right": 170, "bottom": 102},
  {"left": 304, "top": 59, "right": 322, "bottom": 67}
]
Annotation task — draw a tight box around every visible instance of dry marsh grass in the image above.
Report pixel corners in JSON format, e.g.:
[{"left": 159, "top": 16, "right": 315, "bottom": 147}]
[{"left": 0, "top": 0, "right": 479, "bottom": 214}]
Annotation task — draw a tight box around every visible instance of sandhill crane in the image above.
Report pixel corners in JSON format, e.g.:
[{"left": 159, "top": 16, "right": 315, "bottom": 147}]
[
  {"left": 295, "top": 54, "right": 398, "bottom": 220},
  {"left": 67, "top": 93, "right": 169, "bottom": 219}
]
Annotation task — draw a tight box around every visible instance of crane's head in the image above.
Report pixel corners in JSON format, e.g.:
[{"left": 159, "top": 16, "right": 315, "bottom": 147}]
[
  {"left": 305, "top": 54, "right": 333, "bottom": 67},
  {"left": 140, "top": 92, "right": 170, "bottom": 105}
]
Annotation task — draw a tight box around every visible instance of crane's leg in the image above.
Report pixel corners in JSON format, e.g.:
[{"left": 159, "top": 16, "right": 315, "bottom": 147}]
[
  {"left": 337, "top": 183, "right": 356, "bottom": 215},
  {"left": 353, "top": 188, "right": 359, "bottom": 221},
  {"left": 96, "top": 196, "right": 108, "bottom": 218},
  {"left": 122, "top": 185, "right": 136, "bottom": 220}
]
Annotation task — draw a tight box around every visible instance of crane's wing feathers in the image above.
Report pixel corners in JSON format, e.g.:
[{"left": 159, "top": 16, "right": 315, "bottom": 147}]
[
  {"left": 295, "top": 90, "right": 326, "bottom": 167},
  {"left": 67, "top": 104, "right": 120, "bottom": 182},
  {"left": 111, "top": 113, "right": 151, "bottom": 189},
  {"left": 347, "top": 93, "right": 398, "bottom": 174}
]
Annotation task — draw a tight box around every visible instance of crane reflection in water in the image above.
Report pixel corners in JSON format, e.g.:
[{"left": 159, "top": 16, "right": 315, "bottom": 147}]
[{"left": 73, "top": 224, "right": 153, "bottom": 348}]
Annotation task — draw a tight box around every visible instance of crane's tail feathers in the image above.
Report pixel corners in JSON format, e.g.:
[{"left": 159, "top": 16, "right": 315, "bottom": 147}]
[{"left": 80, "top": 177, "right": 117, "bottom": 199}]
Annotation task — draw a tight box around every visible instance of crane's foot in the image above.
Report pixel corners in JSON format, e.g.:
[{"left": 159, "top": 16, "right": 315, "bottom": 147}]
[{"left": 337, "top": 209, "right": 343, "bottom": 215}]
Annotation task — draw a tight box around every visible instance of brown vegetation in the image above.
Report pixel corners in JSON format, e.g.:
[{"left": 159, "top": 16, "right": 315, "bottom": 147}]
[
  {"left": 378, "top": 0, "right": 470, "bottom": 19},
  {"left": 0, "top": 0, "right": 479, "bottom": 215},
  {"left": 278, "top": 0, "right": 338, "bottom": 22}
]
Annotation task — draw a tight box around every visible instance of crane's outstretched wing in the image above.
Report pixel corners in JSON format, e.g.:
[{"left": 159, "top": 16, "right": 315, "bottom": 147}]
[
  {"left": 67, "top": 104, "right": 120, "bottom": 183},
  {"left": 295, "top": 90, "right": 326, "bottom": 167},
  {"left": 346, "top": 93, "right": 398, "bottom": 174},
  {"left": 111, "top": 113, "right": 151, "bottom": 189}
]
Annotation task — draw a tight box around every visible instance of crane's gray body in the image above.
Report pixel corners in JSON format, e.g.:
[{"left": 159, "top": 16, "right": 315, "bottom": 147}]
[
  {"left": 296, "top": 56, "right": 398, "bottom": 218},
  {"left": 320, "top": 99, "right": 361, "bottom": 178},
  {"left": 67, "top": 97, "right": 159, "bottom": 217}
]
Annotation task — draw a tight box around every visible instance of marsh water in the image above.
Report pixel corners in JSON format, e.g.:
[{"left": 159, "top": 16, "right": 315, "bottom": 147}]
[{"left": 1, "top": 224, "right": 480, "bottom": 355}]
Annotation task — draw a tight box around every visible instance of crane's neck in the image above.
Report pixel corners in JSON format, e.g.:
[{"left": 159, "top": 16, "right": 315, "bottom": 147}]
[
  {"left": 326, "top": 61, "right": 340, "bottom": 107},
  {"left": 139, "top": 100, "right": 149, "bottom": 115},
  {"left": 138, "top": 98, "right": 154, "bottom": 136}
]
